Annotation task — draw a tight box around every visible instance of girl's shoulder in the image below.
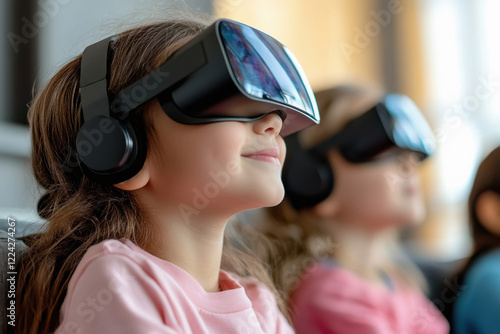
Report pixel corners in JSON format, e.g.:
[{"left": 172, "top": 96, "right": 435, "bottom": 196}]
[
  {"left": 78, "top": 239, "right": 283, "bottom": 313},
  {"left": 77, "top": 238, "right": 141, "bottom": 261},
  {"left": 66, "top": 238, "right": 200, "bottom": 304},
  {"left": 71, "top": 238, "right": 141, "bottom": 274},
  {"left": 73, "top": 238, "right": 163, "bottom": 278}
]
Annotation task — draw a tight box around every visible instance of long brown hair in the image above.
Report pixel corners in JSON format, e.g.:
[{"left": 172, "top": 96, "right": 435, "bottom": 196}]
[
  {"left": 258, "top": 85, "right": 427, "bottom": 303},
  {"left": 17, "top": 17, "right": 286, "bottom": 333}
]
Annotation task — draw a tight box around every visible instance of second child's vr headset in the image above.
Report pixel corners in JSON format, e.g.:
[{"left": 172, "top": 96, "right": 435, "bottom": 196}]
[
  {"left": 312, "top": 94, "right": 435, "bottom": 162},
  {"left": 77, "top": 19, "right": 320, "bottom": 184},
  {"left": 282, "top": 94, "right": 436, "bottom": 209}
]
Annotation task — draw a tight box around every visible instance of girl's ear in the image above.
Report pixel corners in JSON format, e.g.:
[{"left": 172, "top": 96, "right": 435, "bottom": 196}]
[
  {"left": 113, "top": 160, "right": 150, "bottom": 191},
  {"left": 476, "top": 191, "right": 500, "bottom": 236}
]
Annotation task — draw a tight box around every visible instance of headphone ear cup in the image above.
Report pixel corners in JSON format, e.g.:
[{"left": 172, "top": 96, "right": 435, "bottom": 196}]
[
  {"left": 76, "top": 114, "right": 147, "bottom": 184},
  {"left": 282, "top": 134, "right": 334, "bottom": 209}
]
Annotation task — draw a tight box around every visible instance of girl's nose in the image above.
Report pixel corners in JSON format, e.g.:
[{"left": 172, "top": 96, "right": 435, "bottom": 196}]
[{"left": 253, "top": 111, "right": 284, "bottom": 136}]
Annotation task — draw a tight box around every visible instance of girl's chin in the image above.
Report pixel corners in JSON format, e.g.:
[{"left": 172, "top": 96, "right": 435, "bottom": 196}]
[{"left": 247, "top": 192, "right": 285, "bottom": 210}]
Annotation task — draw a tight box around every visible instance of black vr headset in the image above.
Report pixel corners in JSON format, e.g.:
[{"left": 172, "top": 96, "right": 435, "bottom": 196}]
[
  {"left": 282, "top": 94, "right": 436, "bottom": 209},
  {"left": 76, "top": 19, "right": 319, "bottom": 184}
]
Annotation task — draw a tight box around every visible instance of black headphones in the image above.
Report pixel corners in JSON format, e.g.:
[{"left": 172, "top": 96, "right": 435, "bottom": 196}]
[
  {"left": 282, "top": 133, "right": 334, "bottom": 210},
  {"left": 76, "top": 37, "right": 147, "bottom": 184}
]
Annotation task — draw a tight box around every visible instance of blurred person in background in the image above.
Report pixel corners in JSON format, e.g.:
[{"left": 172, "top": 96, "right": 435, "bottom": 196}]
[{"left": 254, "top": 85, "right": 449, "bottom": 333}]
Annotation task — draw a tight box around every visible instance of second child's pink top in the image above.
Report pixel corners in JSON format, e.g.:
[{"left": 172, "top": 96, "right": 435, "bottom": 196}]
[{"left": 290, "top": 259, "right": 449, "bottom": 334}]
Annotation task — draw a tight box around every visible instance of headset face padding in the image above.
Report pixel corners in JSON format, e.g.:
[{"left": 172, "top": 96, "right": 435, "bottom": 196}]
[{"left": 282, "top": 133, "right": 334, "bottom": 209}]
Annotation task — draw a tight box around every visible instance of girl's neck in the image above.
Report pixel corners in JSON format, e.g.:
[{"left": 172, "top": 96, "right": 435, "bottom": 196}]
[
  {"left": 139, "top": 199, "right": 231, "bottom": 293},
  {"left": 328, "top": 222, "right": 395, "bottom": 288}
]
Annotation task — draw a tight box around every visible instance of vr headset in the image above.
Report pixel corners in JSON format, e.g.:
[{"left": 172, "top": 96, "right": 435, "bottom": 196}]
[
  {"left": 77, "top": 19, "right": 320, "bottom": 184},
  {"left": 282, "top": 94, "right": 435, "bottom": 209}
]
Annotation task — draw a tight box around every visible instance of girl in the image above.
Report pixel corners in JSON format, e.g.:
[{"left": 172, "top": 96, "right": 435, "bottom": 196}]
[
  {"left": 256, "top": 85, "right": 449, "bottom": 333},
  {"left": 16, "top": 14, "right": 319, "bottom": 333},
  {"left": 452, "top": 146, "right": 500, "bottom": 334}
]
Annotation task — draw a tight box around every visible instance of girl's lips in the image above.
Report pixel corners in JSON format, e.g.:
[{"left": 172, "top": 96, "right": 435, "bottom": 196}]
[{"left": 242, "top": 147, "right": 281, "bottom": 165}]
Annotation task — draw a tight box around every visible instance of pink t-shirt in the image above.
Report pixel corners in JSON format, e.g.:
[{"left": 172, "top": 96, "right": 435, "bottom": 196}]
[
  {"left": 290, "top": 260, "right": 449, "bottom": 334},
  {"left": 55, "top": 239, "right": 293, "bottom": 334}
]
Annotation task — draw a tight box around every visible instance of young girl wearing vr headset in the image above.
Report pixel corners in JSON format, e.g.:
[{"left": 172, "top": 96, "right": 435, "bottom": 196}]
[
  {"left": 15, "top": 14, "right": 319, "bottom": 333},
  {"left": 255, "top": 85, "right": 449, "bottom": 333},
  {"left": 450, "top": 146, "right": 500, "bottom": 334}
]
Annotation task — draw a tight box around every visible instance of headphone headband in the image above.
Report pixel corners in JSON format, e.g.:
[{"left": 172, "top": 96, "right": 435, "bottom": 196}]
[{"left": 80, "top": 36, "right": 116, "bottom": 121}]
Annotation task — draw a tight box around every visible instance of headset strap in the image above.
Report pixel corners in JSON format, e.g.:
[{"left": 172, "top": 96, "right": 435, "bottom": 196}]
[{"left": 80, "top": 36, "right": 117, "bottom": 121}]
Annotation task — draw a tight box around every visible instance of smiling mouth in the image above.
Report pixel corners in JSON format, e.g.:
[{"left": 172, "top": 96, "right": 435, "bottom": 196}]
[{"left": 242, "top": 147, "right": 281, "bottom": 165}]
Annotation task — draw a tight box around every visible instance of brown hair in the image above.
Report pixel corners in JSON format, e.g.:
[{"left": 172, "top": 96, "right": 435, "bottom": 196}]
[
  {"left": 258, "top": 85, "right": 426, "bottom": 303},
  {"left": 17, "top": 17, "right": 286, "bottom": 333},
  {"left": 462, "top": 146, "right": 500, "bottom": 273}
]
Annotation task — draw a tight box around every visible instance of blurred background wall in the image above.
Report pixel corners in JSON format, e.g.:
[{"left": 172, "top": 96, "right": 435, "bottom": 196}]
[{"left": 2, "top": 0, "right": 500, "bottom": 261}]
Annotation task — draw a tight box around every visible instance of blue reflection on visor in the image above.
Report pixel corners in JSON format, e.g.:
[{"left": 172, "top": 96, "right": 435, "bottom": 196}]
[
  {"left": 385, "top": 94, "right": 436, "bottom": 156},
  {"left": 219, "top": 21, "right": 317, "bottom": 119}
]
